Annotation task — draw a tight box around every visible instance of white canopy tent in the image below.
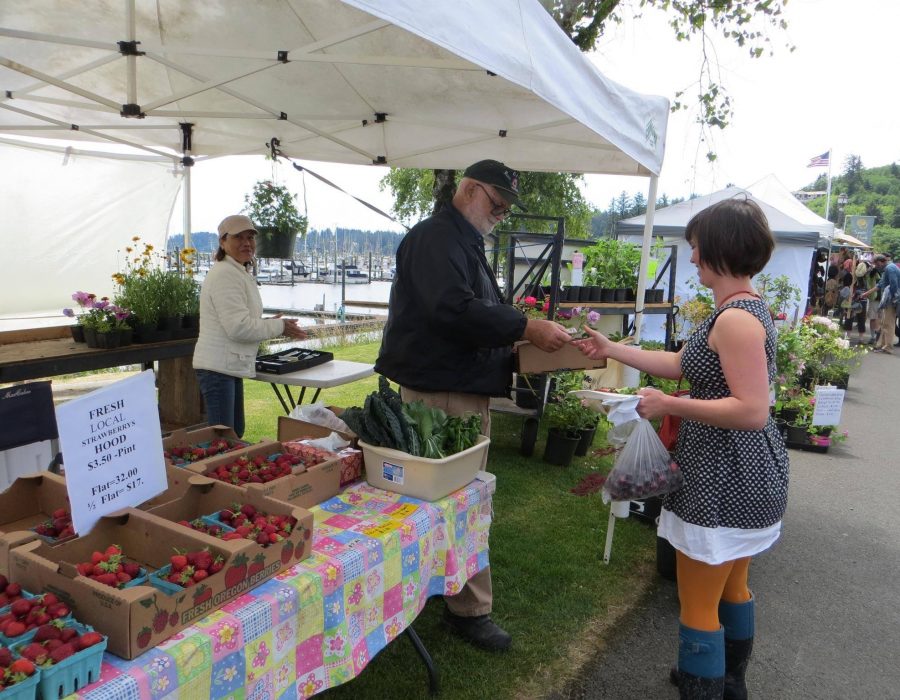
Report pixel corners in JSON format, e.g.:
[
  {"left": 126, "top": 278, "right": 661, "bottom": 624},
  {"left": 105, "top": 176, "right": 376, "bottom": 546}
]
[
  {"left": 616, "top": 186, "right": 822, "bottom": 340},
  {"left": 746, "top": 174, "right": 834, "bottom": 239},
  {"left": 0, "top": 0, "right": 669, "bottom": 323}
]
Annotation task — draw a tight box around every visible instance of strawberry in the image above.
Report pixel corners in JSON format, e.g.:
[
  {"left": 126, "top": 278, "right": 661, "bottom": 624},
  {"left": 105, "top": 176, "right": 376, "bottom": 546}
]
[
  {"left": 49, "top": 642, "right": 77, "bottom": 664},
  {"left": 78, "top": 631, "right": 104, "bottom": 650},
  {"left": 9, "top": 658, "right": 35, "bottom": 676},
  {"left": 5, "top": 583, "right": 21, "bottom": 597},
  {"left": 41, "top": 593, "right": 58, "bottom": 607},
  {"left": 4, "top": 621, "right": 26, "bottom": 638},
  {"left": 10, "top": 599, "right": 31, "bottom": 618},
  {"left": 59, "top": 627, "right": 78, "bottom": 643},
  {"left": 192, "top": 569, "right": 208, "bottom": 582},
  {"left": 0, "top": 647, "right": 12, "bottom": 666},
  {"left": 33, "top": 624, "right": 61, "bottom": 643},
  {"left": 170, "top": 553, "right": 188, "bottom": 572},
  {"left": 94, "top": 573, "right": 118, "bottom": 588},
  {"left": 20, "top": 642, "right": 47, "bottom": 663},
  {"left": 52, "top": 508, "right": 68, "bottom": 520}
]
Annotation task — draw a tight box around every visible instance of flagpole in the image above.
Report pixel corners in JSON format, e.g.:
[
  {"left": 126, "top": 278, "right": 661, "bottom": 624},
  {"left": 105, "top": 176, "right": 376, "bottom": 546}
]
[{"left": 824, "top": 148, "right": 833, "bottom": 222}]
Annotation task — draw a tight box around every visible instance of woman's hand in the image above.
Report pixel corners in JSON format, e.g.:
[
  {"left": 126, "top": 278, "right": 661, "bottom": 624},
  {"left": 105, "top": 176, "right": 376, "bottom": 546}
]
[
  {"left": 571, "top": 326, "right": 612, "bottom": 360},
  {"left": 281, "top": 319, "right": 308, "bottom": 340},
  {"left": 635, "top": 386, "right": 668, "bottom": 420}
]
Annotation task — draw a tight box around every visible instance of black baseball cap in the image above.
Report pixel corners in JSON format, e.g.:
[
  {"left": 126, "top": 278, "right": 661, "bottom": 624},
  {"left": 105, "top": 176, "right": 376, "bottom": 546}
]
[{"left": 462, "top": 159, "right": 527, "bottom": 211}]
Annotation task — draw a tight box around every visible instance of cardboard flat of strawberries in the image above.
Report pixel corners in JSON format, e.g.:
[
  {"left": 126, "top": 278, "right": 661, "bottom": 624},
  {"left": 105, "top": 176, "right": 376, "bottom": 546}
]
[
  {"left": 0, "top": 472, "right": 71, "bottom": 578},
  {"left": 161, "top": 425, "right": 250, "bottom": 469},
  {"left": 8, "top": 493, "right": 312, "bottom": 659}
]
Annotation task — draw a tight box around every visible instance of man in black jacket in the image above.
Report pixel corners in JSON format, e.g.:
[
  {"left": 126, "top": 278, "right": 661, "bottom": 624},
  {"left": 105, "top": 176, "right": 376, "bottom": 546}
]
[{"left": 376, "top": 160, "right": 571, "bottom": 651}]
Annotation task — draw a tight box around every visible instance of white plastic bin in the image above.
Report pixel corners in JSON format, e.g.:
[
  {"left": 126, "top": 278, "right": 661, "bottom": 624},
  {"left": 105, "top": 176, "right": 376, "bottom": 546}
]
[{"left": 360, "top": 436, "right": 490, "bottom": 501}]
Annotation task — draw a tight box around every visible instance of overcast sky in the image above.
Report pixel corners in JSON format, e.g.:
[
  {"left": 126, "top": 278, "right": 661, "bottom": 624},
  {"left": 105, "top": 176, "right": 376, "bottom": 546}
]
[{"left": 173, "top": 0, "right": 898, "bottom": 236}]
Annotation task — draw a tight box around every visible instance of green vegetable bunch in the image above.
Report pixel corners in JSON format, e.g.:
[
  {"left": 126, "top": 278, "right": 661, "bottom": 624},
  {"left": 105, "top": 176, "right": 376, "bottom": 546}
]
[{"left": 341, "top": 376, "right": 482, "bottom": 459}]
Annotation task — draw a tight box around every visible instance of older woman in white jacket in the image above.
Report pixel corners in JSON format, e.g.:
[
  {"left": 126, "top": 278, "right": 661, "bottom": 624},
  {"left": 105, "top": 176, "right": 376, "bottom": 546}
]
[{"left": 193, "top": 214, "right": 307, "bottom": 437}]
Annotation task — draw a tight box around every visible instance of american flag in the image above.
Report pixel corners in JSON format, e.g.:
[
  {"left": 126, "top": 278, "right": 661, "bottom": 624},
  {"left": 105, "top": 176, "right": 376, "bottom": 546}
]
[{"left": 807, "top": 151, "right": 830, "bottom": 168}]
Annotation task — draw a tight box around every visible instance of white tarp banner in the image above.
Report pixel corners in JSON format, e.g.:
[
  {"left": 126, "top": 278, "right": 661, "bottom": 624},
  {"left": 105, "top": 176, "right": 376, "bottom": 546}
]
[{"left": 0, "top": 140, "right": 180, "bottom": 317}]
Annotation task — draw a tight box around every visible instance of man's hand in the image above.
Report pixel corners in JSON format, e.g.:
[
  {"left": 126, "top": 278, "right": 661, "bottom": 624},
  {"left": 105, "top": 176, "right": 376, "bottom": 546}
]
[
  {"left": 282, "top": 319, "right": 308, "bottom": 340},
  {"left": 522, "top": 319, "right": 571, "bottom": 352}
]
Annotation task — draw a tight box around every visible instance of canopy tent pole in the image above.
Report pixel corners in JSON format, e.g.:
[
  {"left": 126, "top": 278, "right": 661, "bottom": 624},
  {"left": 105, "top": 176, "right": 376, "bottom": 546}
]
[
  {"left": 632, "top": 175, "right": 660, "bottom": 343},
  {"left": 179, "top": 124, "right": 194, "bottom": 249}
]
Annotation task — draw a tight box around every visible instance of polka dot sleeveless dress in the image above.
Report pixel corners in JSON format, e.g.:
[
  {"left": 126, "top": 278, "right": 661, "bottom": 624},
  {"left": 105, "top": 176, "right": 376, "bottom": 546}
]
[{"left": 663, "top": 299, "right": 789, "bottom": 531}]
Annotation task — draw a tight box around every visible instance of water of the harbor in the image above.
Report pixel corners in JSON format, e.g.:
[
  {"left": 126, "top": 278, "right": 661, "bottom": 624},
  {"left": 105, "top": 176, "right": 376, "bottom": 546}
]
[{"left": 260, "top": 279, "right": 392, "bottom": 319}]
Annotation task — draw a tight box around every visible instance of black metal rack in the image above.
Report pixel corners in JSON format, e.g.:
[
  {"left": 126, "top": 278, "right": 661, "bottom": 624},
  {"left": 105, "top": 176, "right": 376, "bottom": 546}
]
[{"left": 485, "top": 215, "right": 678, "bottom": 455}]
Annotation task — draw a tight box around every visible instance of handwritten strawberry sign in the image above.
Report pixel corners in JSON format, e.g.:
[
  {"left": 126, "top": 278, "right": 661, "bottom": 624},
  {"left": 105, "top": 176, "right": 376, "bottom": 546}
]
[{"left": 56, "top": 370, "right": 167, "bottom": 534}]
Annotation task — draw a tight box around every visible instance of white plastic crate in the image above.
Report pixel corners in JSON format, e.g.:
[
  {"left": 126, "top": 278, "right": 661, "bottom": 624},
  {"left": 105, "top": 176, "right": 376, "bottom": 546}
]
[{"left": 360, "top": 436, "right": 490, "bottom": 501}]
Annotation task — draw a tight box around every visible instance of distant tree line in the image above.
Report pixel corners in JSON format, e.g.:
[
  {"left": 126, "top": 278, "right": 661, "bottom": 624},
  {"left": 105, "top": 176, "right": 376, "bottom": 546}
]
[
  {"left": 168, "top": 227, "right": 406, "bottom": 258},
  {"left": 590, "top": 192, "right": 687, "bottom": 238}
]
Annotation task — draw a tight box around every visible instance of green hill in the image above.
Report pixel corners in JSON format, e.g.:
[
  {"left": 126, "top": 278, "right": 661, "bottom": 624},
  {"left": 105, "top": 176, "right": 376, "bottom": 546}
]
[{"left": 802, "top": 160, "right": 900, "bottom": 256}]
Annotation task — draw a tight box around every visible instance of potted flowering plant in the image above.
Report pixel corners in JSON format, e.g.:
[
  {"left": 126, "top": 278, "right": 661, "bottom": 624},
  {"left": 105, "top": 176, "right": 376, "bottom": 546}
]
[
  {"left": 243, "top": 180, "right": 308, "bottom": 258},
  {"left": 62, "top": 291, "right": 98, "bottom": 342},
  {"left": 79, "top": 298, "right": 132, "bottom": 348}
]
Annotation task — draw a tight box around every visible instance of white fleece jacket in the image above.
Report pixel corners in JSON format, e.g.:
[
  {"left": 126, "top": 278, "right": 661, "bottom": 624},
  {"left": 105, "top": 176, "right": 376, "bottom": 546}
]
[{"left": 192, "top": 256, "right": 284, "bottom": 378}]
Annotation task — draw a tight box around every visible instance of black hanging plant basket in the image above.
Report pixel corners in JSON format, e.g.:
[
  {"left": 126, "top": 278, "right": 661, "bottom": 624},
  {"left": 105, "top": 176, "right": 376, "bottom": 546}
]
[{"left": 243, "top": 180, "right": 307, "bottom": 259}]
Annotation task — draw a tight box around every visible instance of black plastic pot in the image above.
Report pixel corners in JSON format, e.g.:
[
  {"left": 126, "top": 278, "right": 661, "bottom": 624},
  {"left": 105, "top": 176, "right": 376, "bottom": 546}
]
[
  {"left": 567, "top": 286, "right": 582, "bottom": 302},
  {"left": 589, "top": 286, "right": 603, "bottom": 302},
  {"left": 578, "top": 286, "right": 593, "bottom": 302},
  {"left": 515, "top": 374, "right": 554, "bottom": 409},
  {"left": 543, "top": 428, "right": 580, "bottom": 466},
  {"left": 614, "top": 288, "right": 628, "bottom": 302},
  {"left": 574, "top": 425, "right": 597, "bottom": 456},
  {"left": 256, "top": 225, "right": 298, "bottom": 258},
  {"left": 70, "top": 325, "right": 85, "bottom": 343},
  {"left": 786, "top": 424, "right": 809, "bottom": 444},
  {"left": 600, "top": 288, "right": 615, "bottom": 302}
]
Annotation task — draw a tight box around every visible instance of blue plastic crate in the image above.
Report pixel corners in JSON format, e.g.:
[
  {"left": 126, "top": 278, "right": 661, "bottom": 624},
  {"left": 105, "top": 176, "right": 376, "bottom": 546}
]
[
  {"left": 18, "top": 622, "right": 107, "bottom": 700},
  {"left": 0, "top": 668, "right": 40, "bottom": 700},
  {"left": 148, "top": 565, "right": 185, "bottom": 596},
  {"left": 0, "top": 592, "right": 52, "bottom": 647}
]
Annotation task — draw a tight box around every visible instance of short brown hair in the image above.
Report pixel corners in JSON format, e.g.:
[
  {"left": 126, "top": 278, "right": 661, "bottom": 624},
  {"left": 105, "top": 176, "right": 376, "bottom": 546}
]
[{"left": 685, "top": 197, "right": 774, "bottom": 277}]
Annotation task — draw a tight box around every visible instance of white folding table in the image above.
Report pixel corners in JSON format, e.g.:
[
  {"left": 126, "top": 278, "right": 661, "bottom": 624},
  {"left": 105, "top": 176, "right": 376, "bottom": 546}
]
[{"left": 253, "top": 360, "right": 375, "bottom": 413}]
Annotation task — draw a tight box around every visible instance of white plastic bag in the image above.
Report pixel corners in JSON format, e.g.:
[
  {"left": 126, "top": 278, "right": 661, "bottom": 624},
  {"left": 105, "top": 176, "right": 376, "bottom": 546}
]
[
  {"left": 289, "top": 402, "right": 351, "bottom": 433},
  {"left": 602, "top": 418, "right": 683, "bottom": 503}
]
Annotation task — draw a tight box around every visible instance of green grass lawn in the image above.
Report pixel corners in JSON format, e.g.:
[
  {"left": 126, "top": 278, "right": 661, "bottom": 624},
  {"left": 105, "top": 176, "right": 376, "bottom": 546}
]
[{"left": 244, "top": 341, "right": 658, "bottom": 699}]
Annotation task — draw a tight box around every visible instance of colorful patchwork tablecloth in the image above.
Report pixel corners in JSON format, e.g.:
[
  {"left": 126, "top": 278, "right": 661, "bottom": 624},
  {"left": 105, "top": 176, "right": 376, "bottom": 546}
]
[{"left": 72, "top": 476, "right": 493, "bottom": 699}]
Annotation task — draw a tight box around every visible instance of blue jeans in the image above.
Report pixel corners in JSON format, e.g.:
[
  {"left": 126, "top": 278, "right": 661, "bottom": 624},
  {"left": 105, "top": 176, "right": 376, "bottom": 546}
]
[{"left": 195, "top": 370, "right": 245, "bottom": 438}]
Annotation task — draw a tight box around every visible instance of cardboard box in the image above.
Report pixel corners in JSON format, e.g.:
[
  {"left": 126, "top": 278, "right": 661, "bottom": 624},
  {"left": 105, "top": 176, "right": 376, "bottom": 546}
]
[
  {"left": 0, "top": 471, "right": 70, "bottom": 576},
  {"left": 136, "top": 463, "right": 206, "bottom": 511},
  {"left": 182, "top": 440, "right": 299, "bottom": 476},
  {"left": 8, "top": 500, "right": 312, "bottom": 659},
  {"left": 146, "top": 479, "right": 314, "bottom": 555},
  {"left": 361, "top": 436, "right": 490, "bottom": 501},
  {"left": 515, "top": 341, "right": 607, "bottom": 374},
  {"left": 277, "top": 413, "right": 356, "bottom": 445},
  {"left": 162, "top": 424, "right": 251, "bottom": 468},
  {"left": 201, "top": 459, "right": 342, "bottom": 510}
]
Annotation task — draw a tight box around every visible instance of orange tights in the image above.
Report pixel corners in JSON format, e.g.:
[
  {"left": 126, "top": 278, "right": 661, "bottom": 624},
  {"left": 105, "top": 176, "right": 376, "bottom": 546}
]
[{"left": 676, "top": 551, "right": 752, "bottom": 631}]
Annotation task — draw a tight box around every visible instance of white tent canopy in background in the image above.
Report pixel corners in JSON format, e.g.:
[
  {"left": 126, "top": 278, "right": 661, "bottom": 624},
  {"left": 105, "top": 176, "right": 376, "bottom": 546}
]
[
  {"left": 746, "top": 174, "right": 834, "bottom": 239},
  {"left": 0, "top": 0, "right": 668, "bottom": 323},
  {"left": 616, "top": 186, "right": 822, "bottom": 341}
]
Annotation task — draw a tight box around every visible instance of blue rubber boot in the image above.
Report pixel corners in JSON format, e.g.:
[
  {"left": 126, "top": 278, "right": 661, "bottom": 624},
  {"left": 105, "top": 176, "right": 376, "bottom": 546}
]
[
  {"left": 719, "top": 595, "right": 755, "bottom": 700},
  {"left": 677, "top": 623, "right": 725, "bottom": 700}
]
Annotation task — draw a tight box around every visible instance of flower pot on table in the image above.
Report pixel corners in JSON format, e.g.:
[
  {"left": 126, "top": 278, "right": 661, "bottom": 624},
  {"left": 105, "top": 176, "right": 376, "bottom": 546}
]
[
  {"left": 95, "top": 330, "right": 121, "bottom": 349},
  {"left": 83, "top": 326, "right": 99, "bottom": 348},
  {"left": 70, "top": 324, "right": 86, "bottom": 343}
]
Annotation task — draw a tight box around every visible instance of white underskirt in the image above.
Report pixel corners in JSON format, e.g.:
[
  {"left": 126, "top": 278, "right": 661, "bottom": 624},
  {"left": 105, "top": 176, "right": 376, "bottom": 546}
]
[{"left": 658, "top": 509, "right": 782, "bottom": 565}]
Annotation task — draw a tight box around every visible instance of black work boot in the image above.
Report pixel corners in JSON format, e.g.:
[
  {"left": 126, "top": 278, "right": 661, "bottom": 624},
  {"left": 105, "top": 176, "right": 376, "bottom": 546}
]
[
  {"left": 723, "top": 637, "right": 753, "bottom": 700},
  {"left": 443, "top": 609, "right": 511, "bottom": 651}
]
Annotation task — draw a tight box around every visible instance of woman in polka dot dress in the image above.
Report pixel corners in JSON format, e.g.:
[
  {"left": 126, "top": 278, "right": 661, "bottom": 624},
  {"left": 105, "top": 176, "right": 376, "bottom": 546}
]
[{"left": 575, "top": 198, "right": 789, "bottom": 700}]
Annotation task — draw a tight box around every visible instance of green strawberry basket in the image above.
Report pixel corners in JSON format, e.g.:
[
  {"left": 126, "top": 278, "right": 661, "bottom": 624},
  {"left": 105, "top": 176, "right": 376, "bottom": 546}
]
[
  {"left": 11, "top": 622, "right": 106, "bottom": 700},
  {"left": 0, "top": 666, "right": 40, "bottom": 700}
]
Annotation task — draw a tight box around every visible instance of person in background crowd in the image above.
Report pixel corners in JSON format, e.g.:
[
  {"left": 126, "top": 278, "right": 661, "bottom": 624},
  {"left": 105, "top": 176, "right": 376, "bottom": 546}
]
[
  {"left": 862, "top": 254, "right": 900, "bottom": 354},
  {"left": 375, "top": 159, "right": 571, "bottom": 652},
  {"left": 574, "top": 198, "right": 789, "bottom": 700},
  {"left": 193, "top": 214, "right": 307, "bottom": 436},
  {"left": 822, "top": 266, "right": 839, "bottom": 317},
  {"left": 858, "top": 261, "right": 881, "bottom": 344}
]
